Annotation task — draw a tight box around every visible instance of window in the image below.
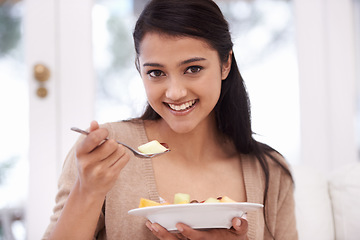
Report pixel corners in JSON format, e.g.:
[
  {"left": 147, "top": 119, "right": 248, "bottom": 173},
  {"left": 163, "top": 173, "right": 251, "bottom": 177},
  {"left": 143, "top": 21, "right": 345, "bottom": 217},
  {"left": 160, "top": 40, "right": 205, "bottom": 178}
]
[{"left": 0, "top": 1, "right": 27, "bottom": 239}]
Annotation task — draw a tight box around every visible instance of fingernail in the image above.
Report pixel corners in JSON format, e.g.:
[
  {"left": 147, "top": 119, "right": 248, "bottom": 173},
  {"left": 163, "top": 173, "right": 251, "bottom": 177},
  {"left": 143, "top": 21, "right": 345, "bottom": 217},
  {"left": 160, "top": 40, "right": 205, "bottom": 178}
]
[
  {"left": 177, "top": 225, "right": 184, "bottom": 233},
  {"left": 146, "top": 222, "right": 153, "bottom": 231},
  {"left": 235, "top": 218, "right": 241, "bottom": 227},
  {"left": 152, "top": 225, "right": 159, "bottom": 232}
]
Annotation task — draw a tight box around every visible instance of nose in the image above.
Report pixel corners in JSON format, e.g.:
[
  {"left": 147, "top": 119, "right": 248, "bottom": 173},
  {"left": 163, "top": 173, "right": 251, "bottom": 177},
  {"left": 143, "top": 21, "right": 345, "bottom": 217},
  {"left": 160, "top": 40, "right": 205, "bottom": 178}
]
[{"left": 165, "top": 78, "right": 187, "bottom": 101}]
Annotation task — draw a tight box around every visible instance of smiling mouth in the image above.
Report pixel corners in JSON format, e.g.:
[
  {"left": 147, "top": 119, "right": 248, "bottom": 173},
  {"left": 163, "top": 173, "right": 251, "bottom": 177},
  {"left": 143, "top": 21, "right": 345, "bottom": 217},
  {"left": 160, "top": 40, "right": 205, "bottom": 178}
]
[{"left": 166, "top": 99, "right": 197, "bottom": 111}]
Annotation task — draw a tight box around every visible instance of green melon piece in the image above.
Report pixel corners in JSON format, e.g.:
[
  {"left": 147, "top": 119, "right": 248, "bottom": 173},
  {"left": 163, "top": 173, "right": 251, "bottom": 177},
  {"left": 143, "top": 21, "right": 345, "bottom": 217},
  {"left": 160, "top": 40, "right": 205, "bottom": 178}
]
[{"left": 174, "top": 193, "right": 191, "bottom": 204}]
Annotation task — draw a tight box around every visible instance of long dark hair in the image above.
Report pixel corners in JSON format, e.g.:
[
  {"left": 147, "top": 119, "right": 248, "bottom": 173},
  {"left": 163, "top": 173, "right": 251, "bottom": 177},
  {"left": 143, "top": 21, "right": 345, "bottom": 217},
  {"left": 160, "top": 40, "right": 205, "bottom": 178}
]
[{"left": 133, "top": 0, "right": 292, "bottom": 238}]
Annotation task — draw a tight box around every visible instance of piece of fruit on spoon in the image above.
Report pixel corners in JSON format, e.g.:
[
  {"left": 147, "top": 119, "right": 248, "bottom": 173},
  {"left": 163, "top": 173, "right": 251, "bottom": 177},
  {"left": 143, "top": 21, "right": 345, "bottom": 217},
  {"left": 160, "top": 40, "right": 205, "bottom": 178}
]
[{"left": 138, "top": 140, "right": 169, "bottom": 154}]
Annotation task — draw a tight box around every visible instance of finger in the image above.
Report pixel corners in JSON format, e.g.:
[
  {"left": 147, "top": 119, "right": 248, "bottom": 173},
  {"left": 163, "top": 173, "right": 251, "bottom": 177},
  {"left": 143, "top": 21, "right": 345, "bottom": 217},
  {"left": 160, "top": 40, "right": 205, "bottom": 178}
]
[
  {"left": 89, "top": 120, "right": 99, "bottom": 132},
  {"left": 176, "top": 223, "right": 212, "bottom": 239},
  {"left": 231, "top": 217, "right": 248, "bottom": 235},
  {"left": 112, "top": 151, "right": 130, "bottom": 169},
  {"left": 106, "top": 144, "right": 128, "bottom": 168},
  {"left": 88, "top": 139, "right": 119, "bottom": 164},
  {"left": 145, "top": 221, "right": 178, "bottom": 240},
  {"left": 79, "top": 128, "right": 109, "bottom": 154}
]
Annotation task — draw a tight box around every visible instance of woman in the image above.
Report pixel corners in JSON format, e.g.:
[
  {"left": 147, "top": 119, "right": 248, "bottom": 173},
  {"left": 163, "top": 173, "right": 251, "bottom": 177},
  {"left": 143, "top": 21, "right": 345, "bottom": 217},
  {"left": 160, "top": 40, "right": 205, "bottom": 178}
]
[{"left": 43, "top": 0, "right": 297, "bottom": 239}]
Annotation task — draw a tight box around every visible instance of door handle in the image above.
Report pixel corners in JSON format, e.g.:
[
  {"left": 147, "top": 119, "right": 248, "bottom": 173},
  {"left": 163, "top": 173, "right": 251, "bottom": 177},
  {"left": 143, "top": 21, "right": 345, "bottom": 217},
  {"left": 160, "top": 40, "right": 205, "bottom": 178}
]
[{"left": 33, "top": 63, "right": 50, "bottom": 98}]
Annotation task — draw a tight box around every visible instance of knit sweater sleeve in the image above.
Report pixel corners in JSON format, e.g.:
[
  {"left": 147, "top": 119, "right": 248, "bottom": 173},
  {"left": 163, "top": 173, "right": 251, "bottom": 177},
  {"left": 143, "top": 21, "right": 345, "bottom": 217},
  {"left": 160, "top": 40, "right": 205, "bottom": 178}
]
[
  {"left": 265, "top": 154, "right": 298, "bottom": 240},
  {"left": 273, "top": 166, "right": 298, "bottom": 239}
]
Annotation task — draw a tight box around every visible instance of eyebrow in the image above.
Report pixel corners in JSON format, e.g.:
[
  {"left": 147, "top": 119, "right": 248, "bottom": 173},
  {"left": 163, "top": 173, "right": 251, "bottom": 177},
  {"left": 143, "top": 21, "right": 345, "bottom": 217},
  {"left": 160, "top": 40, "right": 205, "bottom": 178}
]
[
  {"left": 142, "top": 57, "right": 207, "bottom": 68},
  {"left": 180, "top": 57, "right": 207, "bottom": 66}
]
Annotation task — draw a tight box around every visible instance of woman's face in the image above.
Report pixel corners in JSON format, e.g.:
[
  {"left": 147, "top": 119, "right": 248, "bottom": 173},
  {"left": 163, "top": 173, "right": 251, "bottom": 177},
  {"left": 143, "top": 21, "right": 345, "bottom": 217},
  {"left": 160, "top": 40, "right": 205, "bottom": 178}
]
[{"left": 138, "top": 32, "right": 231, "bottom": 134}]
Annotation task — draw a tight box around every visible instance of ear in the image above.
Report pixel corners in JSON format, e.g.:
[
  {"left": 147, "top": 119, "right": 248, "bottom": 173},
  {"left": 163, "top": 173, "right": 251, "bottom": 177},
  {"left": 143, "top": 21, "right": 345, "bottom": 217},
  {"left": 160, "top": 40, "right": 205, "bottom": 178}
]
[{"left": 221, "top": 51, "right": 232, "bottom": 80}]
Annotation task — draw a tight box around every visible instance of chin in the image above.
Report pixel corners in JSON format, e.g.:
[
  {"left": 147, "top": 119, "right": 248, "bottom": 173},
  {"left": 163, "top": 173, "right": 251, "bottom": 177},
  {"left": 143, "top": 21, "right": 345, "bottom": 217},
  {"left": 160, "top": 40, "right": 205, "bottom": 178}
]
[{"left": 167, "top": 121, "right": 197, "bottom": 134}]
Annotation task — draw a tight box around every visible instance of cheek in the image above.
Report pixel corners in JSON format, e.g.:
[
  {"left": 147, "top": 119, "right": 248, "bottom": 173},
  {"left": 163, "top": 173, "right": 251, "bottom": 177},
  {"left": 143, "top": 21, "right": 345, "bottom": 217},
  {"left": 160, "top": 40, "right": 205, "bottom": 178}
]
[
  {"left": 142, "top": 81, "right": 162, "bottom": 103},
  {"left": 210, "top": 83, "right": 222, "bottom": 103},
  {"left": 203, "top": 75, "right": 222, "bottom": 97},
  {"left": 207, "top": 81, "right": 222, "bottom": 107}
]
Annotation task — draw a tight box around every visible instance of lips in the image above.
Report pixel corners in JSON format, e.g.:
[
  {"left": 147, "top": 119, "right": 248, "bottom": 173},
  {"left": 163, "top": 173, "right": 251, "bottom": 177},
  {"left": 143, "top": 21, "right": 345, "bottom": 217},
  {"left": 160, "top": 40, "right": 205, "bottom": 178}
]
[{"left": 167, "top": 99, "right": 197, "bottom": 111}]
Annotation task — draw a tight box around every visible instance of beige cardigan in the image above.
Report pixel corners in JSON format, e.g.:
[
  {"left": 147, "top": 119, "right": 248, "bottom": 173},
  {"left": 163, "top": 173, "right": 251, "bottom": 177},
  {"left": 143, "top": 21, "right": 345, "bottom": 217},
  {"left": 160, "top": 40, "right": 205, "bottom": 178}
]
[{"left": 42, "top": 120, "right": 298, "bottom": 240}]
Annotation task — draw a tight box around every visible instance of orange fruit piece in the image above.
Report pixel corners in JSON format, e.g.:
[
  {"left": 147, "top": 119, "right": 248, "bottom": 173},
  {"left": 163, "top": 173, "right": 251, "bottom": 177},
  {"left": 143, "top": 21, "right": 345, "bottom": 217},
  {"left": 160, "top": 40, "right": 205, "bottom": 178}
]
[{"left": 139, "top": 198, "right": 162, "bottom": 208}]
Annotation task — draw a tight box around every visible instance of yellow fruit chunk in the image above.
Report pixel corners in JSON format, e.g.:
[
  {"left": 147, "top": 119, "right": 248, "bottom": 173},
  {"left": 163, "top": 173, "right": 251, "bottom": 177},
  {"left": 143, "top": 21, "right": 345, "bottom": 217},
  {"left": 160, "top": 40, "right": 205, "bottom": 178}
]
[
  {"left": 138, "top": 140, "right": 168, "bottom": 154},
  {"left": 204, "top": 197, "right": 220, "bottom": 203},
  {"left": 219, "top": 196, "right": 236, "bottom": 203},
  {"left": 139, "top": 198, "right": 161, "bottom": 208},
  {"left": 174, "top": 193, "right": 190, "bottom": 204}
]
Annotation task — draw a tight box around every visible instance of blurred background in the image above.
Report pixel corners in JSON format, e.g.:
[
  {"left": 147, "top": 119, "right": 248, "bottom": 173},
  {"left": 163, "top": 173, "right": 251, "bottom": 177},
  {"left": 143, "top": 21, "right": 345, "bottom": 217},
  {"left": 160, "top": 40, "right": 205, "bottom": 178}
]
[{"left": 0, "top": 0, "right": 359, "bottom": 239}]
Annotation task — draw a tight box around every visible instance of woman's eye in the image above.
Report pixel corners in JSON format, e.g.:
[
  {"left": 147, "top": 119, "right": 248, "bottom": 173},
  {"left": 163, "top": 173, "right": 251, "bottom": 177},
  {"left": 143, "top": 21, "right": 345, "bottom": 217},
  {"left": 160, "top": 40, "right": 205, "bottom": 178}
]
[
  {"left": 185, "top": 66, "right": 203, "bottom": 74},
  {"left": 148, "top": 70, "right": 165, "bottom": 77}
]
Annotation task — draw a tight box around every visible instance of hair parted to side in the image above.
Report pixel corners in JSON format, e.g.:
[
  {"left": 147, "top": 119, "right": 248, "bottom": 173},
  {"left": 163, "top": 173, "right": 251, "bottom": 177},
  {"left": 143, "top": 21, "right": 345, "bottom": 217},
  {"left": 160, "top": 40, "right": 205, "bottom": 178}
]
[{"left": 132, "top": 1, "right": 293, "bottom": 238}]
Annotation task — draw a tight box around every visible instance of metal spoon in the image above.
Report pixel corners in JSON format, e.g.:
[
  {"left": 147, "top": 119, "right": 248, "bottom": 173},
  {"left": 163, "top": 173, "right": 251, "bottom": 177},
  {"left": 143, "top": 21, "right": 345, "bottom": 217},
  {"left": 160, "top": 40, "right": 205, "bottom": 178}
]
[{"left": 71, "top": 127, "right": 170, "bottom": 158}]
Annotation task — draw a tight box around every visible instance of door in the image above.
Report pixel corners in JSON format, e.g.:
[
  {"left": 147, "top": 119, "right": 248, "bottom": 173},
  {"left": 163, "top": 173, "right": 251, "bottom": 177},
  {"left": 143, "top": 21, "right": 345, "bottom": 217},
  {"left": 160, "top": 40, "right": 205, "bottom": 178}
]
[{"left": 26, "top": 0, "right": 94, "bottom": 238}]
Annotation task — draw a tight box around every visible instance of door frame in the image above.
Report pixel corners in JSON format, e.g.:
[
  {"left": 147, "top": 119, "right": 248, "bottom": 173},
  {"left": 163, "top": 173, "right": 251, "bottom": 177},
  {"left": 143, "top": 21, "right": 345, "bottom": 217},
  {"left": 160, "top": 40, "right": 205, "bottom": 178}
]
[{"left": 26, "top": 0, "right": 94, "bottom": 238}]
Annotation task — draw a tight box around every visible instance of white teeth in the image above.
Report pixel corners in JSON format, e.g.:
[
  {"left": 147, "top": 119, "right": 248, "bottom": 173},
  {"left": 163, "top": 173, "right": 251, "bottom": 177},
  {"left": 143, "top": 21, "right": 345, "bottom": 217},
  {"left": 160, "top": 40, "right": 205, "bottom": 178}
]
[{"left": 168, "top": 100, "right": 196, "bottom": 111}]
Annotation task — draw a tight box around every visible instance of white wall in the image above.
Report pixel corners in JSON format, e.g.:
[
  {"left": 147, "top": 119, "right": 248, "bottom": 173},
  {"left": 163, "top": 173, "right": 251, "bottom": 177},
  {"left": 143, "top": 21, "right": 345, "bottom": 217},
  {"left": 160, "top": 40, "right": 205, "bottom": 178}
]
[{"left": 294, "top": 0, "right": 358, "bottom": 175}]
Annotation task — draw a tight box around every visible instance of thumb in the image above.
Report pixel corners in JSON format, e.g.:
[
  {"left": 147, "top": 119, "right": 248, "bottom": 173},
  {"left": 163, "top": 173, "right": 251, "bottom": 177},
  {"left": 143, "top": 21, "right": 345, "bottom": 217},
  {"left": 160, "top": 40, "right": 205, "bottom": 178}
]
[
  {"left": 89, "top": 120, "right": 99, "bottom": 132},
  {"left": 232, "top": 217, "right": 248, "bottom": 235}
]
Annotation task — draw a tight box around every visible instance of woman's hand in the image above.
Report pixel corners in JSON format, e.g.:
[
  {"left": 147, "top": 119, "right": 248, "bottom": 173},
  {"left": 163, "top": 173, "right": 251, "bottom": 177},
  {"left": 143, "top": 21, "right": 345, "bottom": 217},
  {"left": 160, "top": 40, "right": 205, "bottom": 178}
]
[
  {"left": 75, "top": 120, "right": 130, "bottom": 197},
  {"left": 48, "top": 121, "right": 130, "bottom": 240},
  {"left": 146, "top": 217, "right": 249, "bottom": 240}
]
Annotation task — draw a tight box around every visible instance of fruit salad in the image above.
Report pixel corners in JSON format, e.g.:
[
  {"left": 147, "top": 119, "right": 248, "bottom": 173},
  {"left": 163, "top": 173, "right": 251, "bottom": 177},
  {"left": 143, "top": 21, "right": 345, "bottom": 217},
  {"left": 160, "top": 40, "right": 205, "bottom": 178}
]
[{"left": 138, "top": 193, "right": 236, "bottom": 208}]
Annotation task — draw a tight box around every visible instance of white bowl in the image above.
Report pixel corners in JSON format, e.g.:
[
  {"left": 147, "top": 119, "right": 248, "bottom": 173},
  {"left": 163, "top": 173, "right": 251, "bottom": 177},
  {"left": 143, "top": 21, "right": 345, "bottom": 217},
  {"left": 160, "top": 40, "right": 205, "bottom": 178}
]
[{"left": 128, "top": 202, "right": 263, "bottom": 231}]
